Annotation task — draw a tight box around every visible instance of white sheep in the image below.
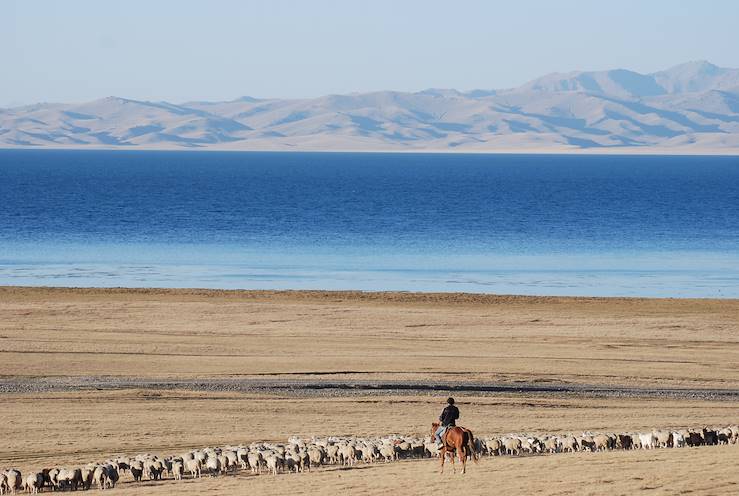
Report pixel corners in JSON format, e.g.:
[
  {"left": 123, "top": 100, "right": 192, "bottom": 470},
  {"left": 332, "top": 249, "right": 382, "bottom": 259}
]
[
  {"left": 265, "top": 453, "right": 284, "bottom": 475},
  {"left": 326, "top": 444, "right": 340, "bottom": 464},
  {"left": 672, "top": 431, "right": 685, "bottom": 448},
  {"left": 171, "top": 460, "right": 184, "bottom": 480},
  {"left": 638, "top": 432, "right": 655, "bottom": 450},
  {"left": 4, "top": 470, "right": 21, "bottom": 495},
  {"left": 502, "top": 437, "right": 522, "bottom": 456},
  {"left": 204, "top": 456, "right": 221, "bottom": 477},
  {"left": 653, "top": 430, "right": 672, "bottom": 448},
  {"left": 92, "top": 466, "right": 108, "bottom": 490},
  {"left": 183, "top": 458, "right": 201, "bottom": 479},
  {"left": 379, "top": 443, "right": 397, "bottom": 462},
  {"left": 247, "top": 451, "right": 263, "bottom": 474},
  {"left": 22, "top": 473, "right": 43, "bottom": 494},
  {"left": 308, "top": 446, "right": 325, "bottom": 467}
]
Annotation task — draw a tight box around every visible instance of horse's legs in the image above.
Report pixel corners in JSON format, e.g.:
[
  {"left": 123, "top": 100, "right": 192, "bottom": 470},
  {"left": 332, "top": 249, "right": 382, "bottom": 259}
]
[
  {"left": 439, "top": 448, "right": 445, "bottom": 474},
  {"left": 460, "top": 444, "right": 467, "bottom": 474},
  {"left": 450, "top": 448, "right": 456, "bottom": 474}
]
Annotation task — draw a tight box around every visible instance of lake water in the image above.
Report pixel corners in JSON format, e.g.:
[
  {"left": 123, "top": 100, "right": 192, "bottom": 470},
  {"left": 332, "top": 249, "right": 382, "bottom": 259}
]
[{"left": 1, "top": 149, "right": 738, "bottom": 297}]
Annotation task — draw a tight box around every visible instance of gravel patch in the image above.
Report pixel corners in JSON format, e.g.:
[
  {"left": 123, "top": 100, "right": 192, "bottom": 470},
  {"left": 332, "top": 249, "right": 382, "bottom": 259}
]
[{"left": 1, "top": 376, "right": 738, "bottom": 400}]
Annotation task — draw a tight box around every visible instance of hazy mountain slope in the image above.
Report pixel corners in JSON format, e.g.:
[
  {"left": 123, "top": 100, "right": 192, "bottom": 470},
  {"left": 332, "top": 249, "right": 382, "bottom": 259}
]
[
  {"left": 516, "top": 69, "right": 667, "bottom": 98},
  {"left": 1, "top": 61, "right": 738, "bottom": 152},
  {"left": 651, "top": 61, "right": 739, "bottom": 94}
]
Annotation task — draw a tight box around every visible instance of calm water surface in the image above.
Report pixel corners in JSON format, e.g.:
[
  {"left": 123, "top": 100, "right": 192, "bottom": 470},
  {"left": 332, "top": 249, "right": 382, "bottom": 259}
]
[{"left": 1, "top": 150, "right": 738, "bottom": 297}]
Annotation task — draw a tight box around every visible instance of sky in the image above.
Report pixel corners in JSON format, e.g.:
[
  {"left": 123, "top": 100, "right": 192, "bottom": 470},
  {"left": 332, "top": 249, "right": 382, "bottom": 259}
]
[{"left": 2, "top": 0, "right": 739, "bottom": 107}]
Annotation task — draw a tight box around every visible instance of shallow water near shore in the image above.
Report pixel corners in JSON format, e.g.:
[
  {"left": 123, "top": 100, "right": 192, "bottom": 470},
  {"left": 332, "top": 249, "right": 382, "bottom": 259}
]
[{"left": 1, "top": 149, "right": 738, "bottom": 297}]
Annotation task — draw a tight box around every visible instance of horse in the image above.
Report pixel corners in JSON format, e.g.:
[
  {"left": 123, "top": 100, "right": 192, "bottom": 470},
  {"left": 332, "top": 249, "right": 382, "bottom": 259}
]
[{"left": 431, "top": 422, "right": 478, "bottom": 474}]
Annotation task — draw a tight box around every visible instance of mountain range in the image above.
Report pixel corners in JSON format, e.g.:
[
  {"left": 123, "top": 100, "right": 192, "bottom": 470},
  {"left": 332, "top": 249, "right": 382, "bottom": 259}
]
[{"left": 2, "top": 60, "right": 738, "bottom": 153}]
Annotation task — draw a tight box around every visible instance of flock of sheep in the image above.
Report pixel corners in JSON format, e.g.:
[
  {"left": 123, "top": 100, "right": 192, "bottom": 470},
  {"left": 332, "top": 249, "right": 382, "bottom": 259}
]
[
  {"left": 2, "top": 425, "right": 737, "bottom": 493},
  {"left": 479, "top": 425, "right": 739, "bottom": 456}
]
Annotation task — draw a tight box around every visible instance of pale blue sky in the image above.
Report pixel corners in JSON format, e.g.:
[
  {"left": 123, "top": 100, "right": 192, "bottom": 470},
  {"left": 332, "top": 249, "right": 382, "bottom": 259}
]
[{"left": 2, "top": 0, "right": 738, "bottom": 107}]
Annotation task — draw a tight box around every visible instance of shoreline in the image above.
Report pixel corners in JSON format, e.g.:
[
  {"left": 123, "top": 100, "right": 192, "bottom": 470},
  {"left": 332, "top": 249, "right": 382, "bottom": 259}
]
[
  {"left": 2, "top": 145, "right": 739, "bottom": 156},
  {"left": 3, "top": 285, "right": 738, "bottom": 303}
]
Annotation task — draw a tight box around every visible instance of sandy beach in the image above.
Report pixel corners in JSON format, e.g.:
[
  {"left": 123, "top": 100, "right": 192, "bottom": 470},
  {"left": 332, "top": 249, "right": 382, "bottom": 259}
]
[{"left": 1, "top": 286, "right": 738, "bottom": 493}]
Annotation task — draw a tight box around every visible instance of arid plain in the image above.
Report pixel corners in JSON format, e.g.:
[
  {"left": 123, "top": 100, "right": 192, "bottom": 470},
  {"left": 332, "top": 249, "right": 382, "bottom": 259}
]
[{"left": 2, "top": 286, "right": 739, "bottom": 495}]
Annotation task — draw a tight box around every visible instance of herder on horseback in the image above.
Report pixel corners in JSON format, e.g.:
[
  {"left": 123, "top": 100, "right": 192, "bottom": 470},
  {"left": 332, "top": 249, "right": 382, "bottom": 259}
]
[
  {"left": 431, "top": 397, "right": 478, "bottom": 474},
  {"left": 435, "top": 397, "right": 459, "bottom": 446}
]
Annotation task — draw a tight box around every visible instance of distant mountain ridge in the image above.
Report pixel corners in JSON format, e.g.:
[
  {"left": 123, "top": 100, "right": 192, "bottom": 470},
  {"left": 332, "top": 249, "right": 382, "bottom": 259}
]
[{"left": 2, "top": 60, "right": 738, "bottom": 152}]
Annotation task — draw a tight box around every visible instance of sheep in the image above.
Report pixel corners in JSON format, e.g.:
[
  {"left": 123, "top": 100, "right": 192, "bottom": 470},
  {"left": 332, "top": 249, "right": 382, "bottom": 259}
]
[
  {"left": 56, "top": 468, "right": 82, "bottom": 491},
  {"left": 0, "top": 473, "right": 8, "bottom": 495},
  {"left": 194, "top": 451, "right": 208, "bottom": 467},
  {"left": 184, "top": 458, "right": 201, "bottom": 479},
  {"left": 308, "top": 446, "right": 325, "bottom": 467},
  {"left": 4, "top": 470, "right": 22, "bottom": 495},
  {"left": 686, "top": 430, "right": 704, "bottom": 447},
  {"left": 485, "top": 437, "right": 502, "bottom": 455},
  {"left": 596, "top": 433, "right": 609, "bottom": 450},
  {"left": 129, "top": 461, "right": 144, "bottom": 482},
  {"left": 247, "top": 451, "right": 263, "bottom": 474},
  {"left": 606, "top": 434, "right": 618, "bottom": 450},
  {"left": 145, "top": 460, "right": 163, "bottom": 480},
  {"left": 396, "top": 441, "right": 411, "bottom": 457},
  {"left": 578, "top": 435, "right": 595, "bottom": 452},
  {"left": 542, "top": 436, "right": 558, "bottom": 454},
  {"left": 284, "top": 454, "right": 300, "bottom": 473},
  {"left": 362, "top": 444, "right": 379, "bottom": 464},
  {"left": 728, "top": 425, "right": 739, "bottom": 443},
  {"left": 297, "top": 451, "right": 310, "bottom": 473},
  {"left": 703, "top": 428, "right": 719, "bottom": 446},
  {"left": 718, "top": 428, "right": 733, "bottom": 445},
  {"left": 204, "top": 456, "right": 221, "bottom": 477},
  {"left": 222, "top": 451, "right": 239, "bottom": 473},
  {"left": 638, "top": 432, "right": 655, "bottom": 450},
  {"left": 22, "top": 473, "right": 43, "bottom": 494},
  {"left": 653, "top": 430, "right": 672, "bottom": 448},
  {"left": 92, "top": 466, "right": 108, "bottom": 490},
  {"left": 672, "top": 431, "right": 686, "bottom": 448},
  {"left": 162, "top": 458, "right": 173, "bottom": 478},
  {"left": 236, "top": 448, "right": 249, "bottom": 469},
  {"left": 410, "top": 440, "right": 426, "bottom": 458},
  {"left": 264, "top": 453, "right": 284, "bottom": 475},
  {"left": 339, "top": 444, "right": 358, "bottom": 466},
  {"left": 379, "top": 443, "right": 398, "bottom": 462},
  {"left": 104, "top": 465, "right": 119, "bottom": 489},
  {"left": 520, "top": 437, "right": 536, "bottom": 454},
  {"left": 502, "top": 437, "right": 522, "bottom": 456},
  {"left": 116, "top": 460, "right": 130, "bottom": 475},
  {"left": 172, "top": 461, "right": 184, "bottom": 480},
  {"left": 617, "top": 433, "right": 633, "bottom": 450},
  {"left": 560, "top": 436, "right": 579, "bottom": 453},
  {"left": 326, "top": 444, "right": 340, "bottom": 464}
]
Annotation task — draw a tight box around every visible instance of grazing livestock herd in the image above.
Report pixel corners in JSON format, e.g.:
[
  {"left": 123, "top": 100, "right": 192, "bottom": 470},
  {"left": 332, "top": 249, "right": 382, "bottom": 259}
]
[{"left": 1, "top": 425, "right": 737, "bottom": 493}]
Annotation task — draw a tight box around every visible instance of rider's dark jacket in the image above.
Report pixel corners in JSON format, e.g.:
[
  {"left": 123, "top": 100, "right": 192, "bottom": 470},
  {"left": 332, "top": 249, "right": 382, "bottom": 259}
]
[{"left": 439, "top": 405, "right": 459, "bottom": 427}]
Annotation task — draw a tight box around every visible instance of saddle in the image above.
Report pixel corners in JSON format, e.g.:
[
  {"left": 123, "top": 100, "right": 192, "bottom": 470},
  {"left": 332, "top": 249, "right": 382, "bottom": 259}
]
[
  {"left": 441, "top": 426, "right": 469, "bottom": 449},
  {"left": 440, "top": 426, "right": 456, "bottom": 446}
]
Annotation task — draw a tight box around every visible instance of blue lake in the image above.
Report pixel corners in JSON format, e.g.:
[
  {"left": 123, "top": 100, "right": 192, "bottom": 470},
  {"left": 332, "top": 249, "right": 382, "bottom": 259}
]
[{"left": 1, "top": 149, "right": 738, "bottom": 297}]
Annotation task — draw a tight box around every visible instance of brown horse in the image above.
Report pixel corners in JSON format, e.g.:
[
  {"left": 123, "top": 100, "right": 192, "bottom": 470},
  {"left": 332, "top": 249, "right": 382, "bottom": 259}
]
[{"left": 431, "top": 422, "right": 478, "bottom": 474}]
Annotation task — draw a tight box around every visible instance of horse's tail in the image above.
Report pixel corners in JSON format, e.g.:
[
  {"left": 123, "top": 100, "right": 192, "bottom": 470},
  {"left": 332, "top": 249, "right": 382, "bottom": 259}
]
[{"left": 467, "top": 430, "right": 479, "bottom": 463}]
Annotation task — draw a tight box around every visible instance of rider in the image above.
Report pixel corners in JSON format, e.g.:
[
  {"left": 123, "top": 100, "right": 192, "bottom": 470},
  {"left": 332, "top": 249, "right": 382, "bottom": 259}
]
[{"left": 435, "top": 397, "right": 459, "bottom": 447}]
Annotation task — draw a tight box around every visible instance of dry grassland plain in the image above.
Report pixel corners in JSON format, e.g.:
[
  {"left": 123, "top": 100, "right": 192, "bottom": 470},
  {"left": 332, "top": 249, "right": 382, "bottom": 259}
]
[{"left": 1, "top": 286, "right": 739, "bottom": 495}]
